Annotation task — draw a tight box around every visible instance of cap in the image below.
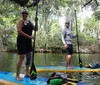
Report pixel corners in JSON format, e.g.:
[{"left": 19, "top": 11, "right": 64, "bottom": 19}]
[
  {"left": 65, "top": 18, "right": 70, "bottom": 22},
  {"left": 21, "top": 8, "right": 28, "bottom": 14}
]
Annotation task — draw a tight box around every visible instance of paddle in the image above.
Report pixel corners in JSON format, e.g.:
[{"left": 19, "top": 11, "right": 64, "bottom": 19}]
[
  {"left": 74, "top": 10, "right": 83, "bottom": 68},
  {"left": 30, "top": 0, "right": 40, "bottom": 80}
]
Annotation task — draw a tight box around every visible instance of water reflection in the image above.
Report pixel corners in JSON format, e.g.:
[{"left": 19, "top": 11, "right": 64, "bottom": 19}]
[
  {"left": 78, "top": 72, "right": 100, "bottom": 85},
  {"left": 0, "top": 52, "right": 15, "bottom": 71}
]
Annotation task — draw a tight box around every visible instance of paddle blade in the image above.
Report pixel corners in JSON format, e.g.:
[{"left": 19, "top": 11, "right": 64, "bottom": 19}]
[{"left": 30, "top": 63, "right": 37, "bottom": 80}]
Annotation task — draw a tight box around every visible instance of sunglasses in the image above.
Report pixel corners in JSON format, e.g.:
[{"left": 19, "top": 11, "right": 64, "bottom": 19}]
[
  {"left": 65, "top": 23, "right": 70, "bottom": 24},
  {"left": 22, "top": 13, "right": 28, "bottom": 15},
  {"left": 22, "top": 13, "right": 28, "bottom": 16}
]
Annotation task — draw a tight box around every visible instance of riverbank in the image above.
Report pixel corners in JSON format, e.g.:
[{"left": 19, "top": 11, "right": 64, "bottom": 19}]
[{"left": 1, "top": 45, "right": 100, "bottom": 54}]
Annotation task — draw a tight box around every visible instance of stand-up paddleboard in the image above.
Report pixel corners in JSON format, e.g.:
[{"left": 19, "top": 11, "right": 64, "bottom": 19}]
[
  {"left": 36, "top": 66, "right": 100, "bottom": 72},
  {"left": 0, "top": 71, "right": 91, "bottom": 85},
  {"left": 0, "top": 71, "right": 47, "bottom": 85}
]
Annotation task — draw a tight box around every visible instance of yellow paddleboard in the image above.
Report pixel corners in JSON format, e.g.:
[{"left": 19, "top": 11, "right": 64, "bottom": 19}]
[{"left": 36, "top": 66, "right": 100, "bottom": 72}]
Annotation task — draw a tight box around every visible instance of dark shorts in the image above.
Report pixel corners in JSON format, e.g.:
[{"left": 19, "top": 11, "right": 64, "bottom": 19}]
[
  {"left": 66, "top": 44, "right": 73, "bottom": 55},
  {"left": 17, "top": 38, "right": 32, "bottom": 55}
]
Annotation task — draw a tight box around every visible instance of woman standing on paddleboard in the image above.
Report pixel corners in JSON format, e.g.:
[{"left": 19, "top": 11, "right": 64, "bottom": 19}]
[
  {"left": 16, "top": 8, "right": 37, "bottom": 81},
  {"left": 62, "top": 19, "right": 77, "bottom": 68}
]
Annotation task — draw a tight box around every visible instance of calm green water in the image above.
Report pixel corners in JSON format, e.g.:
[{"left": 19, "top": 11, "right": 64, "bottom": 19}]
[{"left": 0, "top": 52, "right": 100, "bottom": 85}]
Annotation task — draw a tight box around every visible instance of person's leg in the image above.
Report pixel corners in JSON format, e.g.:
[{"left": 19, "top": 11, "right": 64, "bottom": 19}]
[
  {"left": 66, "top": 54, "right": 72, "bottom": 67},
  {"left": 25, "top": 52, "right": 32, "bottom": 76},
  {"left": 16, "top": 54, "right": 24, "bottom": 80},
  {"left": 66, "top": 44, "right": 73, "bottom": 67}
]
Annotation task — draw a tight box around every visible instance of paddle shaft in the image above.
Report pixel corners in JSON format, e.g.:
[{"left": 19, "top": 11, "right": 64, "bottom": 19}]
[
  {"left": 32, "top": 1, "right": 38, "bottom": 63},
  {"left": 30, "top": 0, "right": 39, "bottom": 80},
  {"left": 31, "top": 3, "right": 38, "bottom": 64},
  {"left": 74, "top": 10, "right": 83, "bottom": 68}
]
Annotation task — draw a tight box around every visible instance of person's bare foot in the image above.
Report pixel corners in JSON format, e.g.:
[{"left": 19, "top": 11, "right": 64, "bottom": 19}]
[
  {"left": 66, "top": 65, "right": 73, "bottom": 69},
  {"left": 16, "top": 76, "right": 23, "bottom": 81},
  {"left": 67, "top": 66, "right": 73, "bottom": 69}
]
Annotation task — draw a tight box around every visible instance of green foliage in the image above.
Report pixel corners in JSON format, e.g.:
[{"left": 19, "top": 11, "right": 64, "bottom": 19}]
[
  {"left": 94, "top": 6, "right": 100, "bottom": 20},
  {"left": 0, "top": 0, "right": 100, "bottom": 52},
  {"left": 49, "top": 21, "right": 62, "bottom": 47}
]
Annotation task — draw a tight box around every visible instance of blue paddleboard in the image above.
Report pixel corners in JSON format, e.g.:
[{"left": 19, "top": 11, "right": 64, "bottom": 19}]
[
  {"left": 0, "top": 71, "right": 47, "bottom": 85},
  {"left": 0, "top": 71, "right": 91, "bottom": 85}
]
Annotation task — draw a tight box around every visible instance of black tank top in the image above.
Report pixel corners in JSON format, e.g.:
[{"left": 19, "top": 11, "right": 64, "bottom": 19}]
[{"left": 17, "top": 20, "right": 34, "bottom": 41}]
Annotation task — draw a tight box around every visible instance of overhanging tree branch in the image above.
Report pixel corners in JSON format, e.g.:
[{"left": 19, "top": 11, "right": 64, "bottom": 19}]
[
  {"left": 82, "top": 0, "right": 92, "bottom": 8},
  {"left": 82, "top": 0, "right": 99, "bottom": 8},
  {"left": 95, "top": 0, "right": 99, "bottom": 6}
]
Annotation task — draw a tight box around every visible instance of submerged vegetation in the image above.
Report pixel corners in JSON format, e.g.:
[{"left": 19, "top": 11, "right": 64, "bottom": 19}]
[{"left": 0, "top": 0, "right": 100, "bottom": 53}]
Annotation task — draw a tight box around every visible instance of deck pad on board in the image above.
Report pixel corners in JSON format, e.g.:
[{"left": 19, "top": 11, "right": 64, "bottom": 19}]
[
  {"left": 36, "top": 66, "right": 100, "bottom": 72},
  {"left": 0, "top": 71, "right": 91, "bottom": 85}
]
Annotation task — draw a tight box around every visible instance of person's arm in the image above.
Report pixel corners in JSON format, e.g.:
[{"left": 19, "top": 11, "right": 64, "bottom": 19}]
[
  {"left": 62, "top": 29, "right": 68, "bottom": 48},
  {"left": 17, "top": 20, "right": 34, "bottom": 39},
  {"left": 29, "top": 20, "right": 38, "bottom": 31},
  {"left": 62, "top": 29, "right": 66, "bottom": 45}
]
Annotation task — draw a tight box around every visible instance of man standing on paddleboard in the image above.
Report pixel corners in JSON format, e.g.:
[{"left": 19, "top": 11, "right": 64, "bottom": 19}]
[{"left": 62, "top": 19, "right": 77, "bottom": 68}]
